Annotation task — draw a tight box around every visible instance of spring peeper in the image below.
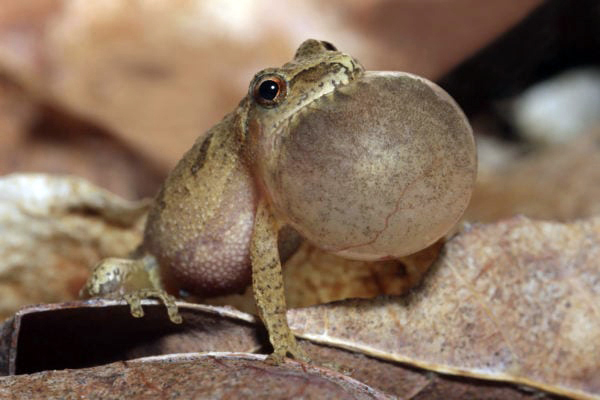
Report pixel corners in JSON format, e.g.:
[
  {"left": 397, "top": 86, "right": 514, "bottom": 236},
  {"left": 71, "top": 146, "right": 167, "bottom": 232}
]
[{"left": 82, "top": 39, "right": 477, "bottom": 363}]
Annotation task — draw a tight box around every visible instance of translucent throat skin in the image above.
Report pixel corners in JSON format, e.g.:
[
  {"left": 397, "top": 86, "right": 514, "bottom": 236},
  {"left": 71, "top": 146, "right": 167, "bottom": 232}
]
[{"left": 81, "top": 39, "right": 477, "bottom": 364}]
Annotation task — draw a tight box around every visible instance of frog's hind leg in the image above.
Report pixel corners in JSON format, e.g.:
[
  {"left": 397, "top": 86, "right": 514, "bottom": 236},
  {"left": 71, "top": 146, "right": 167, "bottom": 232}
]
[
  {"left": 81, "top": 254, "right": 182, "bottom": 324},
  {"left": 250, "top": 198, "right": 310, "bottom": 364}
]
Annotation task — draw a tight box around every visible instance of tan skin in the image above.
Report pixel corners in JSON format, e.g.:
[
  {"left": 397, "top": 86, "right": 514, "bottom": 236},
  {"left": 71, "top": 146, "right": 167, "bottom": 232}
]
[{"left": 82, "top": 39, "right": 477, "bottom": 364}]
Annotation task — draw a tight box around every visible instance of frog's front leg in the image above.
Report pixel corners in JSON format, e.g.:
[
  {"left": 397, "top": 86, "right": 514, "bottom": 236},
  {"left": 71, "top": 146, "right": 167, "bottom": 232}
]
[
  {"left": 81, "top": 254, "right": 182, "bottom": 324},
  {"left": 250, "top": 199, "right": 310, "bottom": 364}
]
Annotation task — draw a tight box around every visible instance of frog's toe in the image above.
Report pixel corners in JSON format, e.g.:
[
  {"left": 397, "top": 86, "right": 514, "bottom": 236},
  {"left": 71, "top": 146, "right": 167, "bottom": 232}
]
[
  {"left": 164, "top": 297, "right": 183, "bottom": 324},
  {"left": 123, "top": 289, "right": 183, "bottom": 324},
  {"left": 266, "top": 342, "right": 311, "bottom": 365},
  {"left": 265, "top": 351, "right": 286, "bottom": 366},
  {"left": 123, "top": 292, "right": 145, "bottom": 318}
]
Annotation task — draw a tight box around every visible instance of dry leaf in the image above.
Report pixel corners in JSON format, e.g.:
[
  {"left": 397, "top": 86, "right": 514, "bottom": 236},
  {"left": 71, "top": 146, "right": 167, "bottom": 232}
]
[
  {"left": 0, "top": 172, "right": 438, "bottom": 322},
  {"left": 0, "top": 0, "right": 540, "bottom": 167},
  {"left": 0, "top": 174, "right": 148, "bottom": 319},
  {"left": 203, "top": 239, "right": 443, "bottom": 315},
  {"left": 283, "top": 239, "right": 444, "bottom": 309},
  {"left": 0, "top": 73, "right": 165, "bottom": 200},
  {"left": 0, "top": 104, "right": 166, "bottom": 200},
  {"left": 0, "top": 301, "right": 261, "bottom": 375},
  {"left": 338, "top": 0, "right": 541, "bottom": 77},
  {"left": 0, "top": 353, "right": 388, "bottom": 400},
  {"left": 301, "top": 342, "right": 552, "bottom": 400},
  {"left": 0, "top": 77, "right": 35, "bottom": 152},
  {"left": 467, "top": 130, "right": 600, "bottom": 222},
  {"left": 3, "top": 216, "right": 593, "bottom": 397},
  {"left": 0, "top": 176, "right": 597, "bottom": 397},
  {"left": 288, "top": 216, "right": 600, "bottom": 399},
  {"left": 0, "top": 301, "right": 553, "bottom": 399}
]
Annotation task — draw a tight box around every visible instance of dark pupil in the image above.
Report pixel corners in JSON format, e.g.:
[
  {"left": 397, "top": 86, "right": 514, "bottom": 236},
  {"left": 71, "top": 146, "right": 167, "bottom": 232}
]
[{"left": 258, "top": 80, "right": 279, "bottom": 101}]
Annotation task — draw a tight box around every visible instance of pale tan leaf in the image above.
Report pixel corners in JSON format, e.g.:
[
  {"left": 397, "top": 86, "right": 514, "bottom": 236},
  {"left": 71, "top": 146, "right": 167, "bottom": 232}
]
[
  {"left": 205, "top": 240, "right": 442, "bottom": 315},
  {"left": 288, "top": 216, "right": 600, "bottom": 399},
  {"left": 0, "top": 174, "right": 148, "bottom": 319},
  {"left": 284, "top": 239, "right": 444, "bottom": 308}
]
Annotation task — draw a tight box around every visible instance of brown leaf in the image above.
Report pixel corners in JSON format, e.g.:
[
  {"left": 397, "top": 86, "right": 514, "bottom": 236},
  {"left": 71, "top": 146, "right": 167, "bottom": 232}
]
[
  {"left": 204, "top": 239, "right": 443, "bottom": 315},
  {"left": 0, "top": 301, "right": 556, "bottom": 399},
  {"left": 302, "top": 342, "right": 553, "bottom": 400},
  {"left": 2, "top": 104, "right": 166, "bottom": 200},
  {"left": 288, "top": 216, "right": 600, "bottom": 399},
  {"left": 340, "top": 0, "right": 542, "bottom": 77},
  {"left": 0, "top": 176, "right": 595, "bottom": 397},
  {"left": 0, "top": 301, "right": 262, "bottom": 375},
  {"left": 283, "top": 239, "right": 444, "bottom": 308},
  {"left": 467, "top": 130, "right": 600, "bottom": 222},
  {"left": 1, "top": 173, "right": 437, "bottom": 323},
  {"left": 0, "top": 76, "right": 166, "bottom": 199},
  {"left": 0, "top": 353, "right": 388, "bottom": 400},
  {"left": 0, "top": 77, "right": 35, "bottom": 152},
  {"left": 0, "top": 174, "right": 148, "bottom": 319},
  {"left": 0, "top": 0, "right": 541, "bottom": 168}
]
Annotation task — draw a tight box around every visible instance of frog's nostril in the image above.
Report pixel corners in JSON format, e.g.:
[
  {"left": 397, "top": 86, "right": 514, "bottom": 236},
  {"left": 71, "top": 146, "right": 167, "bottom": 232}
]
[{"left": 321, "top": 41, "right": 337, "bottom": 51}]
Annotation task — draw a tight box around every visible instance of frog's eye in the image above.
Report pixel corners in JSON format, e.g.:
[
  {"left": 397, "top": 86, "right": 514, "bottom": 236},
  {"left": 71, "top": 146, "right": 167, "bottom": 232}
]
[{"left": 253, "top": 75, "right": 287, "bottom": 107}]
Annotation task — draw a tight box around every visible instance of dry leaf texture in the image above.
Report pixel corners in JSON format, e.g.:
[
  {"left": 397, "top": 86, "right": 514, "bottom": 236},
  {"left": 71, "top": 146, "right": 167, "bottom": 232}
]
[
  {"left": 289, "top": 216, "right": 600, "bottom": 399},
  {"left": 301, "top": 342, "right": 553, "bottom": 399},
  {"left": 468, "top": 131, "right": 600, "bottom": 222},
  {"left": 0, "top": 174, "right": 147, "bottom": 319},
  {"left": 203, "top": 240, "right": 442, "bottom": 314},
  {"left": 0, "top": 353, "right": 389, "bottom": 400},
  {"left": 0, "top": 301, "right": 560, "bottom": 399},
  {"left": 283, "top": 240, "right": 443, "bottom": 308},
  {"left": 0, "top": 0, "right": 540, "bottom": 167}
]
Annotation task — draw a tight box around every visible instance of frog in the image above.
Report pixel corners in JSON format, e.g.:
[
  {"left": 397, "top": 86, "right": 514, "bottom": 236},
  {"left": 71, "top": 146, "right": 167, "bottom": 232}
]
[{"left": 82, "top": 39, "right": 477, "bottom": 364}]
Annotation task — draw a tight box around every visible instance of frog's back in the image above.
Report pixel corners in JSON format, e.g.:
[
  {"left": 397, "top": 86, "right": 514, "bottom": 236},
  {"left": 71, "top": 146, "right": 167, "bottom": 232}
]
[{"left": 143, "top": 113, "right": 258, "bottom": 296}]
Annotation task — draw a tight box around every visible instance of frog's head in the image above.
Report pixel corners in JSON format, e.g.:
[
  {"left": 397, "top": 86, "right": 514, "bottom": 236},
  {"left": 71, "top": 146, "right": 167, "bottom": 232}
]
[
  {"left": 243, "top": 39, "right": 364, "bottom": 159},
  {"left": 248, "top": 39, "right": 363, "bottom": 117},
  {"left": 243, "top": 39, "right": 476, "bottom": 262}
]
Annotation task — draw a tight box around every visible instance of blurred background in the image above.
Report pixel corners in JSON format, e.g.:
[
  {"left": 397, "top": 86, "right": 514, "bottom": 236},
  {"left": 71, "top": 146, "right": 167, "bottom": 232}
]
[
  {"left": 1, "top": 0, "right": 598, "bottom": 216},
  {"left": 0, "top": 0, "right": 599, "bottom": 317}
]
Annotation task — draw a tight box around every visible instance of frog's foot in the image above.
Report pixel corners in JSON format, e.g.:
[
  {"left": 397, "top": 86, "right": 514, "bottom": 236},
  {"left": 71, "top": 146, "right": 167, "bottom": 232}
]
[
  {"left": 81, "top": 255, "right": 180, "bottom": 323},
  {"left": 266, "top": 338, "right": 311, "bottom": 365},
  {"left": 123, "top": 289, "right": 183, "bottom": 324},
  {"left": 81, "top": 256, "right": 160, "bottom": 298}
]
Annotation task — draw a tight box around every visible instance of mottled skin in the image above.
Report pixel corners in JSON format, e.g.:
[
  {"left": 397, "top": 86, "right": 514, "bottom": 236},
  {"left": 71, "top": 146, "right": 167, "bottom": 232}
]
[{"left": 82, "top": 39, "right": 477, "bottom": 363}]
